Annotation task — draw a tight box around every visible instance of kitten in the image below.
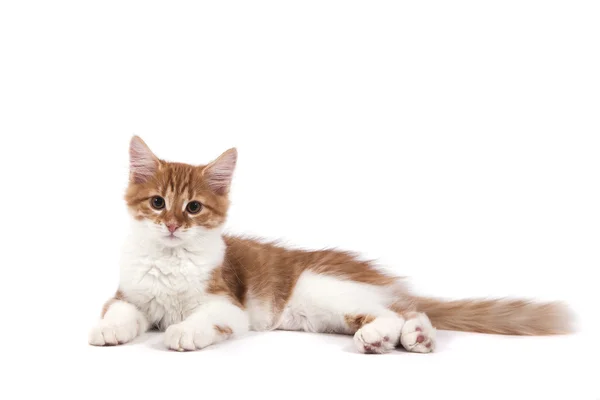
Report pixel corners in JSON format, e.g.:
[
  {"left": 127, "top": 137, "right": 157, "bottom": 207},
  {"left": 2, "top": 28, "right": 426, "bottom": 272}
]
[{"left": 89, "top": 136, "right": 572, "bottom": 353}]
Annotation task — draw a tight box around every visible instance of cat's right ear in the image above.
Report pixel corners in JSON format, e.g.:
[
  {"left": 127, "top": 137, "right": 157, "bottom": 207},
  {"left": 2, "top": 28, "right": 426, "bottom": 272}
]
[{"left": 129, "top": 136, "right": 159, "bottom": 184}]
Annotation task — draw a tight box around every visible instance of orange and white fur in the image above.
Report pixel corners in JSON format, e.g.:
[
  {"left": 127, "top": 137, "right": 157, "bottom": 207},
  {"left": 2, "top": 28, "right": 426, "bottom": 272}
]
[{"left": 89, "top": 137, "right": 572, "bottom": 353}]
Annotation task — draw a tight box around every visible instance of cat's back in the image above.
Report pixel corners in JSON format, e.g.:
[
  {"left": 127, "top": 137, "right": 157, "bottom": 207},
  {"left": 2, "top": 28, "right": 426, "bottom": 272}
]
[{"left": 222, "top": 234, "right": 396, "bottom": 287}]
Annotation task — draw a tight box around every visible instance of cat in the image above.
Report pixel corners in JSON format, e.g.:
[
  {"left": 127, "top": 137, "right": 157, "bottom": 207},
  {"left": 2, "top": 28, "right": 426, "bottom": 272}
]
[{"left": 88, "top": 136, "right": 572, "bottom": 353}]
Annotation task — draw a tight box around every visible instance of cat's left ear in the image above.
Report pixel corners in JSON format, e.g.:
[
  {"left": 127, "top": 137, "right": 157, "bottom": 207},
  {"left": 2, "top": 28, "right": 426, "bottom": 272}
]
[
  {"left": 202, "top": 148, "right": 237, "bottom": 195},
  {"left": 129, "top": 136, "right": 159, "bottom": 184}
]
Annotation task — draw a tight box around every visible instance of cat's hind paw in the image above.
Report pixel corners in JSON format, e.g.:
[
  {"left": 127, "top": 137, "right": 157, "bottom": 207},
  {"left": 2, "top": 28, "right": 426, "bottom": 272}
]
[
  {"left": 400, "top": 312, "right": 436, "bottom": 353},
  {"left": 353, "top": 317, "right": 403, "bottom": 354}
]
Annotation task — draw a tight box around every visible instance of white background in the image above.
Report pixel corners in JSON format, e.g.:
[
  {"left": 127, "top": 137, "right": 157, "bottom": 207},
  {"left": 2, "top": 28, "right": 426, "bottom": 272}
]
[{"left": 1, "top": 1, "right": 598, "bottom": 399}]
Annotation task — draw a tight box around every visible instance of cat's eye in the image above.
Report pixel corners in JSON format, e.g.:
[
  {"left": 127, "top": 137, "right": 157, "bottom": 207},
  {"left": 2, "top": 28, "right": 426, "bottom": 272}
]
[
  {"left": 186, "top": 201, "right": 202, "bottom": 214},
  {"left": 150, "top": 196, "right": 165, "bottom": 210}
]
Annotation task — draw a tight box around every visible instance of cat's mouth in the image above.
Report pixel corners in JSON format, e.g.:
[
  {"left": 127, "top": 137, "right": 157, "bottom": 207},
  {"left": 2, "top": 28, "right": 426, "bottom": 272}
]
[
  {"left": 166, "top": 233, "right": 181, "bottom": 241},
  {"left": 160, "top": 232, "right": 184, "bottom": 247}
]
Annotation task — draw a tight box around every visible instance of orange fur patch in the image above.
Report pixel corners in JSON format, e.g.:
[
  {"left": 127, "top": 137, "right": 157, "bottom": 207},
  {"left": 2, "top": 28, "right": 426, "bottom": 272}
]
[
  {"left": 214, "top": 325, "right": 233, "bottom": 336},
  {"left": 344, "top": 314, "right": 376, "bottom": 332},
  {"left": 206, "top": 267, "right": 245, "bottom": 309}
]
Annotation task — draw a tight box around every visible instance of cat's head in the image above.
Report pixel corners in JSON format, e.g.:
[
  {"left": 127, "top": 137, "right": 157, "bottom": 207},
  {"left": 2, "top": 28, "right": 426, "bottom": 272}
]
[{"left": 124, "top": 136, "right": 236, "bottom": 247}]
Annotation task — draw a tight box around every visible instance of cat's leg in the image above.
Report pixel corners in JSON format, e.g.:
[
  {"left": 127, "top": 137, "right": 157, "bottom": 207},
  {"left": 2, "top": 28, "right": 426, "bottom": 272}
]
[
  {"left": 280, "top": 272, "right": 412, "bottom": 354},
  {"left": 164, "top": 297, "right": 249, "bottom": 351},
  {"left": 347, "top": 313, "right": 406, "bottom": 354},
  {"left": 399, "top": 311, "right": 436, "bottom": 353},
  {"left": 89, "top": 293, "right": 149, "bottom": 346}
]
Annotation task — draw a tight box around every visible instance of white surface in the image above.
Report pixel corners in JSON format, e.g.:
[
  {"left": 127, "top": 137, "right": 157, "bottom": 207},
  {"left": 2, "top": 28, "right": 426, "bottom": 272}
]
[{"left": 1, "top": 1, "right": 598, "bottom": 399}]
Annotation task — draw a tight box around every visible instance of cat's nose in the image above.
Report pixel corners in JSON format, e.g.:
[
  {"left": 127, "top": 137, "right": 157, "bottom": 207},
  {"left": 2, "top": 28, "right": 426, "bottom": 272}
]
[{"left": 166, "top": 223, "right": 180, "bottom": 233}]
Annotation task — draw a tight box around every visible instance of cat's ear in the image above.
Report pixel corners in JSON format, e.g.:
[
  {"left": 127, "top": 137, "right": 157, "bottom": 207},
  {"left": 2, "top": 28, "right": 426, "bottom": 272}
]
[
  {"left": 129, "top": 136, "right": 159, "bottom": 184},
  {"left": 202, "top": 148, "right": 237, "bottom": 195}
]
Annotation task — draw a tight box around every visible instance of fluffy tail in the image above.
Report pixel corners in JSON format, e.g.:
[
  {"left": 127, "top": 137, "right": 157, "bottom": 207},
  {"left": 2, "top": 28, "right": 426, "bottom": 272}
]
[{"left": 413, "top": 296, "right": 574, "bottom": 335}]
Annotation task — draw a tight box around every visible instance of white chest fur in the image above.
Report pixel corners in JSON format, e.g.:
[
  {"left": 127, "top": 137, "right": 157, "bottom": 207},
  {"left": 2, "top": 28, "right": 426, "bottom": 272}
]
[{"left": 118, "top": 226, "right": 226, "bottom": 330}]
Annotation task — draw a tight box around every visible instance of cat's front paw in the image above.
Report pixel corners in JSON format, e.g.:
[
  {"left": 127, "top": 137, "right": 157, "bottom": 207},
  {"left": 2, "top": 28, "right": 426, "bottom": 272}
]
[
  {"left": 89, "top": 320, "right": 140, "bottom": 346},
  {"left": 400, "top": 312, "right": 436, "bottom": 353},
  {"left": 164, "top": 322, "right": 216, "bottom": 351}
]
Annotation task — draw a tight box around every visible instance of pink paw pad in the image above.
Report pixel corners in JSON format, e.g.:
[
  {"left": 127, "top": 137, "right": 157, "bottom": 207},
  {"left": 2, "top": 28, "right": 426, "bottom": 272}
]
[{"left": 400, "top": 313, "right": 435, "bottom": 353}]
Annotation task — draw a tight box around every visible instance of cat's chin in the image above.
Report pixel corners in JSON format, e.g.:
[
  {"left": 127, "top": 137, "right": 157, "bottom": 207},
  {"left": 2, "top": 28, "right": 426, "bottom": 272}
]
[{"left": 159, "top": 235, "right": 185, "bottom": 247}]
